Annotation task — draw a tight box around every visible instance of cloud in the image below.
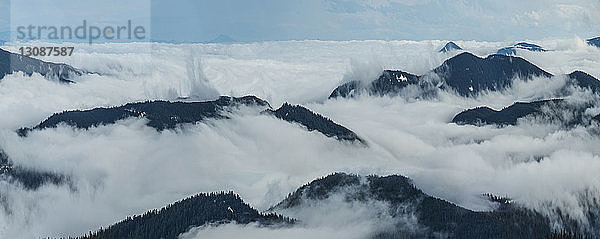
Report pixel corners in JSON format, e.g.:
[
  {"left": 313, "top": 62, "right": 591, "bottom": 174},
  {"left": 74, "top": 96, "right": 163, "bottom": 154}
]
[
  {"left": 0, "top": 39, "right": 600, "bottom": 237},
  {"left": 182, "top": 192, "right": 410, "bottom": 238},
  {"left": 180, "top": 223, "right": 372, "bottom": 239}
]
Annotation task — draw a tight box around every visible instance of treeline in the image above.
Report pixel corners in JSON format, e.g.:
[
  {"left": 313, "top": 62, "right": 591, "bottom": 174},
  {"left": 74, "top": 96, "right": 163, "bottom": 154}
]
[
  {"left": 268, "top": 103, "right": 365, "bottom": 143},
  {"left": 451, "top": 99, "right": 600, "bottom": 127},
  {"left": 546, "top": 229, "right": 594, "bottom": 239},
  {"left": 0, "top": 150, "right": 69, "bottom": 190},
  {"left": 273, "top": 172, "right": 554, "bottom": 238},
  {"left": 19, "top": 96, "right": 270, "bottom": 136},
  {"left": 73, "top": 191, "right": 294, "bottom": 239}
]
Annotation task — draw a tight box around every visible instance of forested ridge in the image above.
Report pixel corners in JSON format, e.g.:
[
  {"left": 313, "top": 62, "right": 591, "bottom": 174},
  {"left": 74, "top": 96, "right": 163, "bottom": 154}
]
[
  {"left": 267, "top": 103, "right": 365, "bottom": 143},
  {"left": 0, "top": 150, "right": 69, "bottom": 190},
  {"left": 74, "top": 191, "right": 294, "bottom": 239},
  {"left": 19, "top": 96, "right": 270, "bottom": 136},
  {"left": 329, "top": 52, "right": 600, "bottom": 98},
  {"left": 273, "top": 173, "right": 554, "bottom": 238}
]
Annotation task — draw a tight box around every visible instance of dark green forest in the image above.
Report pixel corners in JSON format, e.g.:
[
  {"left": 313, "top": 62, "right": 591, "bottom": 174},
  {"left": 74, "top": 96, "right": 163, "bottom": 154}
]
[
  {"left": 267, "top": 103, "right": 364, "bottom": 143},
  {"left": 75, "top": 192, "right": 293, "bottom": 239},
  {"left": 19, "top": 96, "right": 270, "bottom": 136}
]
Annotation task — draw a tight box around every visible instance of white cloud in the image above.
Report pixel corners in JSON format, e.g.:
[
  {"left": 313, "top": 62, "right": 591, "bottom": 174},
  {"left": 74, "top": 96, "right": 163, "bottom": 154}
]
[{"left": 0, "top": 39, "right": 599, "bottom": 237}]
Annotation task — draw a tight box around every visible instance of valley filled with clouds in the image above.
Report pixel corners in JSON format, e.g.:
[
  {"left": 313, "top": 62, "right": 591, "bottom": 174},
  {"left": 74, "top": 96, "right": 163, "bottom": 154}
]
[{"left": 0, "top": 38, "right": 599, "bottom": 237}]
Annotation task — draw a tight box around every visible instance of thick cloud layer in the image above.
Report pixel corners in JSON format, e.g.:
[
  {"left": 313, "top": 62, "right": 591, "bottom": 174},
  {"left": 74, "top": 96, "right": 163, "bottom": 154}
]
[{"left": 0, "top": 38, "right": 599, "bottom": 237}]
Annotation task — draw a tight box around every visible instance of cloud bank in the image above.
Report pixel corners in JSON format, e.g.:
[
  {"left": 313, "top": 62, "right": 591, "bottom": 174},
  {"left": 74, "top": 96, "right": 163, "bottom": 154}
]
[{"left": 0, "top": 38, "right": 599, "bottom": 237}]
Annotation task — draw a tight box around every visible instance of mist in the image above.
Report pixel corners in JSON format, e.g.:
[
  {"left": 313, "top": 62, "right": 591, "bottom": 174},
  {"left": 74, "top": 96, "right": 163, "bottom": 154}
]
[{"left": 0, "top": 38, "right": 600, "bottom": 237}]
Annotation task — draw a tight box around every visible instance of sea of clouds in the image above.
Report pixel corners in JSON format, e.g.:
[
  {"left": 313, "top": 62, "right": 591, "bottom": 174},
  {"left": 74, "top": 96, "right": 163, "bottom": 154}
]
[{"left": 0, "top": 38, "right": 599, "bottom": 237}]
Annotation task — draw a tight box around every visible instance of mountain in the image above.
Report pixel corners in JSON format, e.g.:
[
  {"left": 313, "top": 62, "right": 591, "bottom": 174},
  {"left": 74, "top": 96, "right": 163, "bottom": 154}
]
[
  {"left": 265, "top": 103, "right": 365, "bottom": 143},
  {"left": 208, "top": 34, "right": 237, "bottom": 44},
  {"left": 330, "top": 52, "right": 553, "bottom": 98},
  {"left": 451, "top": 99, "right": 598, "bottom": 126},
  {"left": 439, "top": 41, "right": 463, "bottom": 53},
  {"left": 70, "top": 173, "right": 588, "bottom": 238},
  {"left": 588, "top": 37, "right": 600, "bottom": 48},
  {"left": 18, "top": 96, "right": 271, "bottom": 136},
  {"left": 271, "top": 173, "right": 553, "bottom": 238},
  {"left": 0, "top": 48, "right": 83, "bottom": 83},
  {"left": 329, "top": 80, "right": 362, "bottom": 98},
  {"left": 514, "top": 42, "right": 547, "bottom": 52},
  {"left": 568, "top": 71, "right": 600, "bottom": 92},
  {"left": 329, "top": 70, "right": 420, "bottom": 98},
  {"left": 496, "top": 42, "right": 547, "bottom": 56},
  {"left": 433, "top": 52, "right": 552, "bottom": 95},
  {"left": 77, "top": 192, "right": 294, "bottom": 239},
  {"left": 0, "top": 150, "right": 70, "bottom": 190},
  {"left": 496, "top": 47, "right": 517, "bottom": 56},
  {"left": 20, "top": 96, "right": 365, "bottom": 144}
]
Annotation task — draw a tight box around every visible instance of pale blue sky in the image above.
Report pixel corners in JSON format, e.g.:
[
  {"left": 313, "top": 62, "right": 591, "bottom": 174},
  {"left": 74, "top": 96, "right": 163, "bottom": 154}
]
[{"left": 1, "top": 0, "right": 599, "bottom": 42}]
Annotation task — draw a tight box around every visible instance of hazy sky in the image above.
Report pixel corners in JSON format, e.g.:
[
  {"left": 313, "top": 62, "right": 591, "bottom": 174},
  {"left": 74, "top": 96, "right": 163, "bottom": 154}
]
[
  {"left": 1, "top": 0, "right": 600, "bottom": 42},
  {"left": 153, "top": 0, "right": 600, "bottom": 42}
]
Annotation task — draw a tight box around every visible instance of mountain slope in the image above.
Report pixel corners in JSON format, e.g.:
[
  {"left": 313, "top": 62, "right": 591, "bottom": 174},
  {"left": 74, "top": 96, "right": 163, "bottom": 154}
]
[
  {"left": 77, "top": 192, "right": 294, "bottom": 239},
  {"left": 568, "top": 71, "right": 600, "bottom": 92},
  {"left": 19, "top": 96, "right": 271, "bottom": 136},
  {"left": 433, "top": 52, "right": 552, "bottom": 95},
  {"left": 0, "top": 150, "right": 69, "bottom": 190},
  {"left": 0, "top": 48, "right": 82, "bottom": 83},
  {"left": 329, "top": 70, "right": 420, "bottom": 98},
  {"left": 266, "top": 103, "right": 365, "bottom": 143},
  {"left": 588, "top": 37, "right": 600, "bottom": 48},
  {"left": 271, "top": 173, "right": 552, "bottom": 238},
  {"left": 330, "top": 52, "right": 555, "bottom": 98},
  {"left": 451, "top": 99, "right": 598, "bottom": 126},
  {"left": 439, "top": 41, "right": 462, "bottom": 53},
  {"left": 496, "top": 42, "right": 547, "bottom": 56},
  {"left": 20, "top": 96, "right": 366, "bottom": 144}
]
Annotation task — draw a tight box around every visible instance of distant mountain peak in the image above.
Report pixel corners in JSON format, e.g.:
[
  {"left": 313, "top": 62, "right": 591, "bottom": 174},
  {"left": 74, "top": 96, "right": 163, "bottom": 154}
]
[
  {"left": 433, "top": 52, "right": 552, "bottom": 95},
  {"left": 567, "top": 71, "right": 600, "bottom": 92},
  {"left": 444, "top": 51, "right": 479, "bottom": 62},
  {"left": 496, "top": 42, "right": 546, "bottom": 56},
  {"left": 329, "top": 51, "right": 553, "bottom": 98},
  {"left": 514, "top": 42, "right": 545, "bottom": 51},
  {"left": 439, "top": 41, "right": 463, "bottom": 53},
  {"left": 496, "top": 47, "right": 517, "bottom": 56},
  {"left": 588, "top": 37, "right": 600, "bottom": 48},
  {"left": 208, "top": 34, "right": 237, "bottom": 44}
]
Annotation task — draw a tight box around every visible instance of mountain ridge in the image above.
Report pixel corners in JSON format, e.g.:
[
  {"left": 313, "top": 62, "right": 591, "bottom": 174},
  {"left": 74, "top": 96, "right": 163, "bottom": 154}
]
[
  {"left": 271, "top": 172, "right": 553, "bottom": 238},
  {"left": 0, "top": 48, "right": 83, "bottom": 83},
  {"left": 265, "top": 103, "right": 365, "bottom": 143},
  {"left": 439, "top": 41, "right": 462, "bottom": 53},
  {"left": 588, "top": 37, "right": 600, "bottom": 48},
  {"left": 19, "top": 96, "right": 365, "bottom": 144},
  {"left": 451, "top": 99, "right": 599, "bottom": 127},
  {"left": 330, "top": 52, "right": 561, "bottom": 98},
  {"left": 76, "top": 191, "right": 294, "bottom": 239}
]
